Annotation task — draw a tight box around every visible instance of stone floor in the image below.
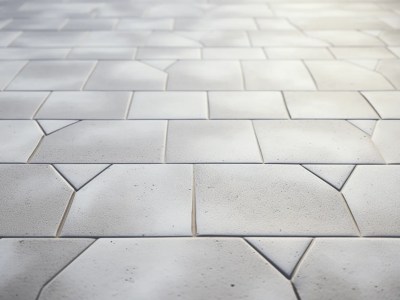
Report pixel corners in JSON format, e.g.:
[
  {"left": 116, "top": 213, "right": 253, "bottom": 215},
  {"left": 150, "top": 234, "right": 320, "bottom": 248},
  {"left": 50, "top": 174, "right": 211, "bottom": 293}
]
[{"left": 0, "top": 0, "right": 400, "bottom": 299}]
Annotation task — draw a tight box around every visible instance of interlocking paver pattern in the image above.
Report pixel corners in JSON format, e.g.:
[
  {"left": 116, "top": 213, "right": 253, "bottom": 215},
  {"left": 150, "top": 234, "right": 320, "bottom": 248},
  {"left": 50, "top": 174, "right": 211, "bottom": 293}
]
[{"left": 0, "top": 0, "right": 399, "bottom": 298}]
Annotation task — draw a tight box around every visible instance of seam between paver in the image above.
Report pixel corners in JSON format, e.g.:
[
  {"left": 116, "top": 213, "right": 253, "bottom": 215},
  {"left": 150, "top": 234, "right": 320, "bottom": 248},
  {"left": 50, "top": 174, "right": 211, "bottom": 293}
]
[
  {"left": 251, "top": 120, "right": 264, "bottom": 163},
  {"left": 340, "top": 193, "right": 362, "bottom": 237},
  {"left": 35, "top": 238, "right": 97, "bottom": 300},
  {"left": 359, "top": 92, "right": 383, "bottom": 119},
  {"left": 80, "top": 60, "right": 98, "bottom": 91},
  {"left": 55, "top": 191, "right": 76, "bottom": 237},
  {"left": 191, "top": 165, "right": 197, "bottom": 237},
  {"left": 290, "top": 238, "right": 315, "bottom": 280},
  {"left": 163, "top": 120, "right": 169, "bottom": 163},
  {"left": 124, "top": 91, "right": 134, "bottom": 119},
  {"left": 32, "top": 92, "right": 52, "bottom": 119}
]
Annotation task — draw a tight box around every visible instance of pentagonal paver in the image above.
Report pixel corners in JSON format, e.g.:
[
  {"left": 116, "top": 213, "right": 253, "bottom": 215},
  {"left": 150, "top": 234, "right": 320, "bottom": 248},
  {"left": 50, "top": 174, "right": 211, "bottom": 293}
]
[
  {"left": 254, "top": 120, "right": 384, "bottom": 163},
  {"left": 195, "top": 164, "right": 358, "bottom": 236},
  {"left": 285, "top": 92, "right": 378, "bottom": 119},
  {"left": 167, "top": 61, "right": 243, "bottom": 90},
  {"left": 36, "top": 91, "right": 131, "bottom": 120},
  {"left": 0, "top": 164, "right": 73, "bottom": 236},
  {"left": 293, "top": 239, "right": 400, "bottom": 300},
  {"left": 84, "top": 61, "right": 167, "bottom": 90},
  {"left": 39, "top": 238, "right": 297, "bottom": 300},
  {"left": 31, "top": 120, "right": 166, "bottom": 163},
  {"left": 306, "top": 61, "right": 393, "bottom": 90},
  {"left": 362, "top": 91, "right": 400, "bottom": 119},
  {"left": 0, "top": 92, "right": 48, "bottom": 119},
  {"left": 342, "top": 165, "right": 400, "bottom": 236},
  {"left": 166, "top": 120, "right": 262, "bottom": 163},
  {"left": 242, "top": 61, "right": 316, "bottom": 90},
  {"left": 372, "top": 120, "right": 400, "bottom": 163},
  {"left": 61, "top": 164, "right": 193, "bottom": 236},
  {"left": 0, "top": 120, "right": 43, "bottom": 162},
  {"left": 0, "top": 238, "right": 93, "bottom": 300},
  {"left": 7, "top": 61, "right": 96, "bottom": 91}
]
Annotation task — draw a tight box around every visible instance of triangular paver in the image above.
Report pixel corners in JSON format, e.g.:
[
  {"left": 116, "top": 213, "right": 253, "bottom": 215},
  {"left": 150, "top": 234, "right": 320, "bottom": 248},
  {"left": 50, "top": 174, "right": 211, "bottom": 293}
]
[
  {"left": 142, "top": 60, "right": 176, "bottom": 71},
  {"left": 38, "top": 120, "right": 79, "bottom": 134},
  {"left": 348, "top": 120, "right": 377, "bottom": 135},
  {"left": 54, "top": 164, "right": 110, "bottom": 190},
  {"left": 246, "top": 237, "right": 312, "bottom": 277},
  {"left": 303, "top": 164, "right": 355, "bottom": 190}
]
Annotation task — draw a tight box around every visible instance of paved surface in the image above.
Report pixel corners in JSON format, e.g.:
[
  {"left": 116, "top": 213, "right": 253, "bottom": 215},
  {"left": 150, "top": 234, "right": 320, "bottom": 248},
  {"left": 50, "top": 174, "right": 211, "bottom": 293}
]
[{"left": 0, "top": 0, "right": 400, "bottom": 299}]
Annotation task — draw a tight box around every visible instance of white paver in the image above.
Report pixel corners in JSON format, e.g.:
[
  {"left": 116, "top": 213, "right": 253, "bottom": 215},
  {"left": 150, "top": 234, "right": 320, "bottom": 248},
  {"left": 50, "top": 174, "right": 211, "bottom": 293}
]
[
  {"left": 0, "top": 238, "right": 93, "bottom": 300},
  {"left": 39, "top": 238, "right": 297, "bottom": 300},
  {"left": 372, "top": 120, "right": 400, "bottom": 163},
  {"left": 62, "top": 165, "right": 193, "bottom": 236},
  {"left": 254, "top": 120, "right": 384, "bottom": 163},
  {"left": 32, "top": 121, "right": 167, "bottom": 163},
  {"left": 0, "top": 164, "right": 73, "bottom": 236},
  {"left": 363, "top": 91, "right": 400, "bottom": 119},
  {"left": 343, "top": 166, "right": 400, "bottom": 236},
  {"left": 195, "top": 164, "right": 358, "bottom": 236},
  {"left": 294, "top": 239, "right": 400, "bottom": 300},
  {"left": 166, "top": 120, "right": 262, "bottom": 163}
]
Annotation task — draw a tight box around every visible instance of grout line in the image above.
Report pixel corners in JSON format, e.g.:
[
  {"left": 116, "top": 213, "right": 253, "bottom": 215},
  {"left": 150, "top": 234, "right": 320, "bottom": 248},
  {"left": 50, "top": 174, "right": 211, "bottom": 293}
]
[
  {"left": 45, "top": 120, "right": 81, "bottom": 136},
  {"left": 2, "top": 60, "right": 29, "bottom": 91},
  {"left": 281, "top": 91, "right": 292, "bottom": 119},
  {"left": 340, "top": 192, "right": 362, "bottom": 237},
  {"left": 359, "top": 92, "right": 382, "bottom": 119},
  {"left": 300, "top": 164, "right": 342, "bottom": 191},
  {"left": 35, "top": 239, "right": 97, "bottom": 300},
  {"left": 27, "top": 130, "right": 44, "bottom": 163},
  {"left": 191, "top": 165, "right": 197, "bottom": 237},
  {"left": 301, "top": 60, "right": 318, "bottom": 90},
  {"left": 290, "top": 238, "right": 315, "bottom": 280},
  {"left": 251, "top": 120, "right": 264, "bottom": 163},
  {"left": 77, "top": 164, "right": 112, "bottom": 191},
  {"left": 206, "top": 91, "right": 210, "bottom": 119},
  {"left": 32, "top": 92, "right": 52, "bottom": 119},
  {"left": 55, "top": 191, "right": 76, "bottom": 237},
  {"left": 80, "top": 60, "right": 98, "bottom": 91},
  {"left": 124, "top": 91, "right": 134, "bottom": 119},
  {"left": 244, "top": 238, "right": 290, "bottom": 279},
  {"left": 163, "top": 120, "right": 169, "bottom": 163}
]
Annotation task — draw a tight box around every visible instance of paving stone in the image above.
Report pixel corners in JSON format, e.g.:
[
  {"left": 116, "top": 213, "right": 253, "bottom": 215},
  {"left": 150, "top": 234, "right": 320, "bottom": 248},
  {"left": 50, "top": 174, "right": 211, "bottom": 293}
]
[
  {"left": 0, "top": 238, "right": 93, "bottom": 300},
  {"left": 246, "top": 238, "right": 312, "bottom": 277},
  {"left": 348, "top": 120, "right": 377, "bottom": 135},
  {"left": 285, "top": 91, "right": 378, "bottom": 119},
  {"left": 330, "top": 47, "right": 396, "bottom": 59},
  {"left": 36, "top": 92, "right": 131, "bottom": 119},
  {"left": 62, "top": 19, "right": 117, "bottom": 30},
  {"left": 342, "top": 165, "right": 400, "bottom": 236},
  {"left": 39, "top": 238, "right": 297, "bottom": 300},
  {"left": 254, "top": 120, "right": 384, "bottom": 163},
  {"left": 141, "top": 60, "right": 175, "bottom": 71},
  {"left": 0, "top": 92, "right": 48, "bottom": 119},
  {"left": 363, "top": 91, "right": 400, "bottom": 119},
  {"left": 54, "top": 164, "right": 109, "bottom": 190},
  {"left": 79, "top": 31, "right": 150, "bottom": 47},
  {"left": 11, "top": 31, "right": 87, "bottom": 47},
  {"left": 0, "top": 61, "right": 26, "bottom": 90},
  {"left": 256, "top": 18, "right": 297, "bottom": 30},
  {"left": 265, "top": 47, "right": 333, "bottom": 60},
  {"left": 5, "top": 18, "right": 66, "bottom": 30},
  {"left": 175, "top": 18, "right": 257, "bottom": 30},
  {"left": 166, "top": 120, "right": 262, "bottom": 163},
  {"left": 38, "top": 120, "right": 79, "bottom": 134},
  {"left": 306, "top": 30, "right": 384, "bottom": 46},
  {"left": 291, "top": 17, "right": 390, "bottom": 30},
  {"left": 303, "top": 164, "right": 355, "bottom": 190},
  {"left": 135, "top": 47, "right": 201, "bottom": 59},
  {"left": 32, "top": 121, "right": 166, "bottom": 163},
  {"left": 167, "top": 61, "right": 243, "bottom": 91},
  {"left": 62, "top": 165, "right": 193, "bottom": 236},
  {"left": 0, "top": 31, "right": 21, "bottom": 47},
  {"left": 242, "top": 61, "right": 316, "bottom": 90},
  {"left": 372, "top": 120, "right": 400, "bottom": 163},
  {"left": 0, "top": 48, "right": 69, "bottom": 60},
  {"left": 376, "top": 60, "right": 400, "bottom": 89},
  {"left": 0, "top": 164, "right": 73, "bottom": 236},
  {"left": 306, "top": 61, "right": 394, "bottom": 90},
  {"left": 85, "top": 61, "right": 166, "bottom": 91},
  {"left": 7, "top": 61, "right": 96, "bottom": 91},
  {"left": 176, "top": 30, "right": 250, "bottom": 47},
  {"left": 145, "top": 32, "right": 202, "bottom": 47},
  {"left": 195, "top": 164, "right": 357, "bottom": 236},
  {"left": 118, "top": 18, "right": 173, "bottom": 30},
  {"left": 293, "top": 238, "right": 400, "bottom": 300},
  {"left": 0, "top": 120, "right": 42, "bottom": 162},
  {"left": 67, "top": 48, "right": 136, "bottom": 60},
  {"left": 209, "top": 91, "right": 288, "bottom": 119},
  {"left": 208, "top": 5, "right": 273, "bottom": 17},
  {"left": 379, "top": 31, "right": 400, "bottom": 46},
  {"left": 202, "top": 47, "right": 265, "bottom": 59},
  {"left": 249, "top": 31, "right": 328, "bottom": 47},
  {"left": 129, "top": 92, "right": 207, "bottom": 119}
]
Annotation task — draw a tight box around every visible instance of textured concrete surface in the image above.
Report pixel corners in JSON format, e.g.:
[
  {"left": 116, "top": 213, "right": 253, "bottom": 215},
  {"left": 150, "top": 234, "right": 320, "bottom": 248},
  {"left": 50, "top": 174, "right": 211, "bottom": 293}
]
[{"left": 0, "top": 0, "right": 400, "bottom": 299}]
